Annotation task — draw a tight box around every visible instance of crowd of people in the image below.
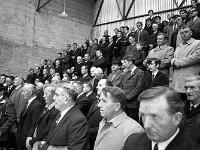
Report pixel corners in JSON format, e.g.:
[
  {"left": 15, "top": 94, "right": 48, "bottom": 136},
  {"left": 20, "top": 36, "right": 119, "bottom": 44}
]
[{"left": 0, "top": 0, "right": 200, "bottom": 150}]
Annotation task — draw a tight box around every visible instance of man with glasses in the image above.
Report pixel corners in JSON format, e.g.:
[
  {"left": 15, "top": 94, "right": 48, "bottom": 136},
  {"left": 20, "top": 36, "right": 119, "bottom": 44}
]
[{"left": 94, "top": 86, "right": 143, "bottom": 150}]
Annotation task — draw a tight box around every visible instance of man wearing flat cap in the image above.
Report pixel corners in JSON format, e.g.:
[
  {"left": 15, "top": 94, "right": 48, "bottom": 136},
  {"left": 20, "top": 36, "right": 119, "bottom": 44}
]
[
  {"left": 187, "top": 7, "right": 200, "bottom": 39},
  {"left": 107, "top": 60, "right": 124, "bottom": 87},
  {"left": 120, "top": 55, "right": 145, "bottom": 122}
]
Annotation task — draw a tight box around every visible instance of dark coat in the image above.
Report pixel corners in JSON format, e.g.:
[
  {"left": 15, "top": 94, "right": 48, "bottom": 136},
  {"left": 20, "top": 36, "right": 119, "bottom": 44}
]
[
  {"left": 148, "top": 31, "right": 160, "bottom": 49},
  {"left": 183, "top": 100, "right": 200, "bottom": 144},
  {"left": 4, "top": 85, "right": 15, "bottom": 98},
  {"left": 73, "top": 62, "right": 84, "bottom": 78},
  {"left": 40, "top": 74, "right": 49, "bottom": 84},
  {"left": 42, "top": 106, "right": 89, "bottom": 150},
  {"left": 75, "top": 93, "right": 92, "bottom": 116},
  {"left": 113, "top": 37, "right": 123, "bottom": 61},
  {"left": 26, "top": 74, "right": 35, "bottom": 84},
  {"left": 61, "top": 55, "right": 71, "bottom": 71},
  {"left": 0, "top": 97, "right": 16, "bottom": 141},
  {"left": 93, "top": 57, "right": 106, "bottom": 72},
  {"left": 79, "top": 74, "right": 92, "bottom": 83},
  {"left": 145, "top": 71, "right": 169, "bottom": 89},
  {"left": 134, "top": 29, "right": 149, "bottom": 48},
  {"left": 120, "top": 68, "right": 145, "bottom": 108},
  {"left": 29, "top": 106, "right": 59, "bottom": 147},
  {"left": 122, "top": 132, "right": 200, "bottom": 150},
  {"left": 16, "top": 97, "right": 43, "bottom": 146},
  {"left": 86, "top": 100, "right": 103, "bottom": 150},
  {"left": 187, "top": 17, "right": 200, "bottom": 40}
]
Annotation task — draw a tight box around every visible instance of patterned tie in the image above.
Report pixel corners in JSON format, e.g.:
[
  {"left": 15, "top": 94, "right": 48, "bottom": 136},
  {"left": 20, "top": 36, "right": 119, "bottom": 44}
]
[{"left": 153, "top": 143, "right": 158, "bottom": 150}]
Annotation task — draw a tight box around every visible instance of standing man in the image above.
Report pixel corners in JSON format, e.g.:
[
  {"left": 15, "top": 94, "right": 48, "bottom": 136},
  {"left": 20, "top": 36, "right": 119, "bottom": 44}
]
[
  {"left": 93, "top": 50, "right": 106, "bottom": 72},
  {"left": 148, "top": 23, "right": 160, "bottom": 50},
  {"left": 144, "top": 33, "right": 174, "bottom": 76},
  {"left": 79, "top": 65, "right": 92, "bottom": 83},
  {"left": 120, "top": 56, "right": 145, "bottom": 121},
  {"left": 94, "top": 86, "right": 144, "bottom": 150},
  {"left": 4, "top": 76, "right": 15, "bottom": 98},
  {"left": 135, "top": 21, "right": 149, "bottom": 50},
  {"left": 33, "top": 84, "right": 89, "bottom": 150},
  {"left": 16, "top": 84, "right": 43, "bottom": 150},
  {"left": 171, "top": 26, "right": 200, "bottom": 100},
  {"left": 123, "top": 86, "right": 200, "bottom": 150},
  {"left": 27, "top": 85, "right": 59, "bottom": 148}
]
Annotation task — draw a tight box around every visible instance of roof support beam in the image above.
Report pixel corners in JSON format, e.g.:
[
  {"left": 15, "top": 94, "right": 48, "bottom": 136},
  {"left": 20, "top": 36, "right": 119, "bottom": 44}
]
[
  {"left": 93, "top": 0, "right": 104, "bottom": 26},
  {"left": 125, "top": 0, "right": 135, "bottom": 19},
  {"left": 36, "top": 0, "right": 54, "bottom": 11}
]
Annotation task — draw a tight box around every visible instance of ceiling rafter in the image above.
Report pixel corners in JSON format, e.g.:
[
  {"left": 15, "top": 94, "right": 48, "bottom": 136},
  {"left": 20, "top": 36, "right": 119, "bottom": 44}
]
[
  {"left": 36, "top": 0, "right": 54, "bottom": 11},
  {"left": 116, "top": 0, "right": 123, "bottom": 18},
  {"left": 93, "top": 0, "right": 104, "bottom": 26},
  {"left": 125, "top": 0, "right": 135, "bottom": 19}
]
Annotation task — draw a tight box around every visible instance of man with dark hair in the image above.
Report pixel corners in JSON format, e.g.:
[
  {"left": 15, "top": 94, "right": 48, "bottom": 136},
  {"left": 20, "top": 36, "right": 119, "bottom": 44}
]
[
  {"left": 0, "top": 74, "right": 7, "bottom": 86},
  {"left": 33, "top": 84, "right": 89, "bottom": 150},
  {"left": 146, "top": 9, "right": 155, "bottom": 25},
  {"left": 79, "top": 65, "right": 91, "bottom": 83},
  {"left": 26, "top": 69, "right": 35, "bottom": 84},
  {"left": 121, "top": 26, "right": 131, "bottom": 57},
  {"left": 144, "top": 33, "right": 174, "bottom": 76},
  {"left": 135, "top": 21, "right": 149, "bottom": 50},
  {"left": 145, "top": 58, "right": 169, "bottom": 89},
  {"left": 155, "top": 16, "right": 164, "bottom": 32},
  {"left": 40, "top": 59, "right": 48, "bottom": 75},
  {"left": 113, "top": 28, "right": 119, "bottom": 43},
  {"left": 94, "top": 86, "right": 143, "bottom": 150},
  {"left": 4, "top": 76, "right": 15, "bottom": 98},
  {"left": 187, "top": 7, "right": 200, "bottom": 40},
  {"left": 113, "top": 31, "right": 123, "bottom": 62},
  {"left": 171, "top": 15, "right": 185, "bottom": 48},
  {"left": 123, "top": 86, "right": 200, "bottom": 150},
  {"left": 40, "top": 68, "right": 49, "bottom": 84},
  {"left": 0, "top": 84, "right": 16, "bottom": 148},
  {"left": 120, "top": 56, "right": 145, "bottom": 121},
  {"left": 107, "top": 60, "right": 124, "bottom": 87},
  {"left": 93, "top": 50, "right": 106, "bottom": 72}
]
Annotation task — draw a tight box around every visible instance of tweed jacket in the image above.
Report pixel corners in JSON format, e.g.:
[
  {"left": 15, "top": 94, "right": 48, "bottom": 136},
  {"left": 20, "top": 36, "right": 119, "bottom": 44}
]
[
  {"left": 120, "top": 68, "right": 145, "bottom": 108},
  {"left": 107, "top": 70, "right": 124, "bottom": 87},
  {"left": 187, "top": 17, "right": 200, "bottom": 40}
]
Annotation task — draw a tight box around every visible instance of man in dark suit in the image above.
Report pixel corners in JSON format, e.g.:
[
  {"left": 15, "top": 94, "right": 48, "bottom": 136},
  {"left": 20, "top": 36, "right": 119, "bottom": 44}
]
[
  {"left": 145, "top": 58, "right": 169, "bottom": 89},
  {"left": 40, "top": 69, "right": 49, "bottom": 84},
  {"left": 16, "top": 84, "right": 44, "bottom": 150},
  {"left": 135, "top": 21, "right": 149, "bottom": 50},
  {"left": 155, "top": 16, "right": 164, "bottom": 32},
  {"left": 72, "top": 56, "right": 84, "bottom": 78},
  {"left": 40, "top": 59, "right": 49, "bottom": 75},
  {"left": 86, "top": 79, "right": 107, "bottom": 150},
  {"left": 93, "top": 50, "right": 106, "bottom": 72},
  {"left": 0, "top": 84, "right": 16, "bottom": 148},
  {"left": 33, "top": 84, "right": 89, "bottom": 150},
  {"left": 120, "top": 56, "right": 145, "bottom": 121},
  {"left": 73, "top": 81, "right": 92, "bottom": 116},
  {"left": 148, "top": 23, "right": 160, "bottom": 50},
  {"left": 79, "top": 65, "right": 92, "bottom": 83},
  {"left": 113, "top": 31, "right": 123, "bottom": 62},
  {"left": 27, "top": 85, "right": 59, "bottom": 148},
  {"left": 34, "top": 66, "right": 42, "bottom": 83},
  {"left": 184, "top": 75, "right": 200, "bottom": 144},
  {"left": 26, "top": 68, "right": 35, "bottom": 84},
  {"left": 187, "top": 8, "right": 200, "bottom": 40},
  {"left": 123, "top": 86, "right": 200, "bottom": 150},
  {"left": 4, "top": 76, "right": 15, "bottom": 98},
  {"left": 83, "top": 53, "right": 93, "bottom": 70}
]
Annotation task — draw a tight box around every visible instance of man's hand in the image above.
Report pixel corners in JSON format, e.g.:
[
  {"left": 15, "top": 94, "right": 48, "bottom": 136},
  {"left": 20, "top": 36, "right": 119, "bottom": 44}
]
[{"left": 26, "top": 137, "right": 33, "bottom": 149}]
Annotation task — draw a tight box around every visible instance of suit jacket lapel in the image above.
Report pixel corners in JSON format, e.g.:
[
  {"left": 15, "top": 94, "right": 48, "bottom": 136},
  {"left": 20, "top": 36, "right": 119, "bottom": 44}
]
[
  {"left": 127, "top": 68, "right": 138, "bottom": 80},
  {"left": 21, "top": 98, "right": 36, "bottom": 118}
]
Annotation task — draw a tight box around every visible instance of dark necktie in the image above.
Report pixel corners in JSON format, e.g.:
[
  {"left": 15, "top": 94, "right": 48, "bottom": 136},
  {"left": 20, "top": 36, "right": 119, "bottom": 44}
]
[
  {"left": 152, "top": 74, "right": 155, "bottom": 81},
  {"left": 153, "top": 143, "right": 158, "bottom": 150},
  {"left": 191, "top": 105, "right": 195, "bottom": 112}
]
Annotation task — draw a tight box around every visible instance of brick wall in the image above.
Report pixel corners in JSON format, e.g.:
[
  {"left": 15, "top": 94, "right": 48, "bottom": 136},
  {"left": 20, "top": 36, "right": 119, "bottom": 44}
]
[{"left": 0, "top": 0, "right": 94, "bottom": 77}]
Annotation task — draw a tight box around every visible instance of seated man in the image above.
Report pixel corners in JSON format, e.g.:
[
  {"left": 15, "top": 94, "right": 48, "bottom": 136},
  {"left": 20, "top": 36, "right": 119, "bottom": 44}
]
[
  {"left": 145, "top": 58, "right": 169, "bottom": 89},
  {"left": 79, "top": 65, "right": 91, "bottom": 83},
  {"left": 33, "top": 84, "right": 89, "bottom": 150},
  {"left": 123, "top": 86, "right": 200, "bottom": 150},
  {"left": 93, "top": 50, "right": 106, "bottom": 72},
  {"left": 184, "top": 75, "right": 200, "bottom": 144},
  {"left": 94, "top": 86, "right": 144, "bottom": 150},
  {"left": 26, "top": 85, "right": 59, "bottom": 148}
]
